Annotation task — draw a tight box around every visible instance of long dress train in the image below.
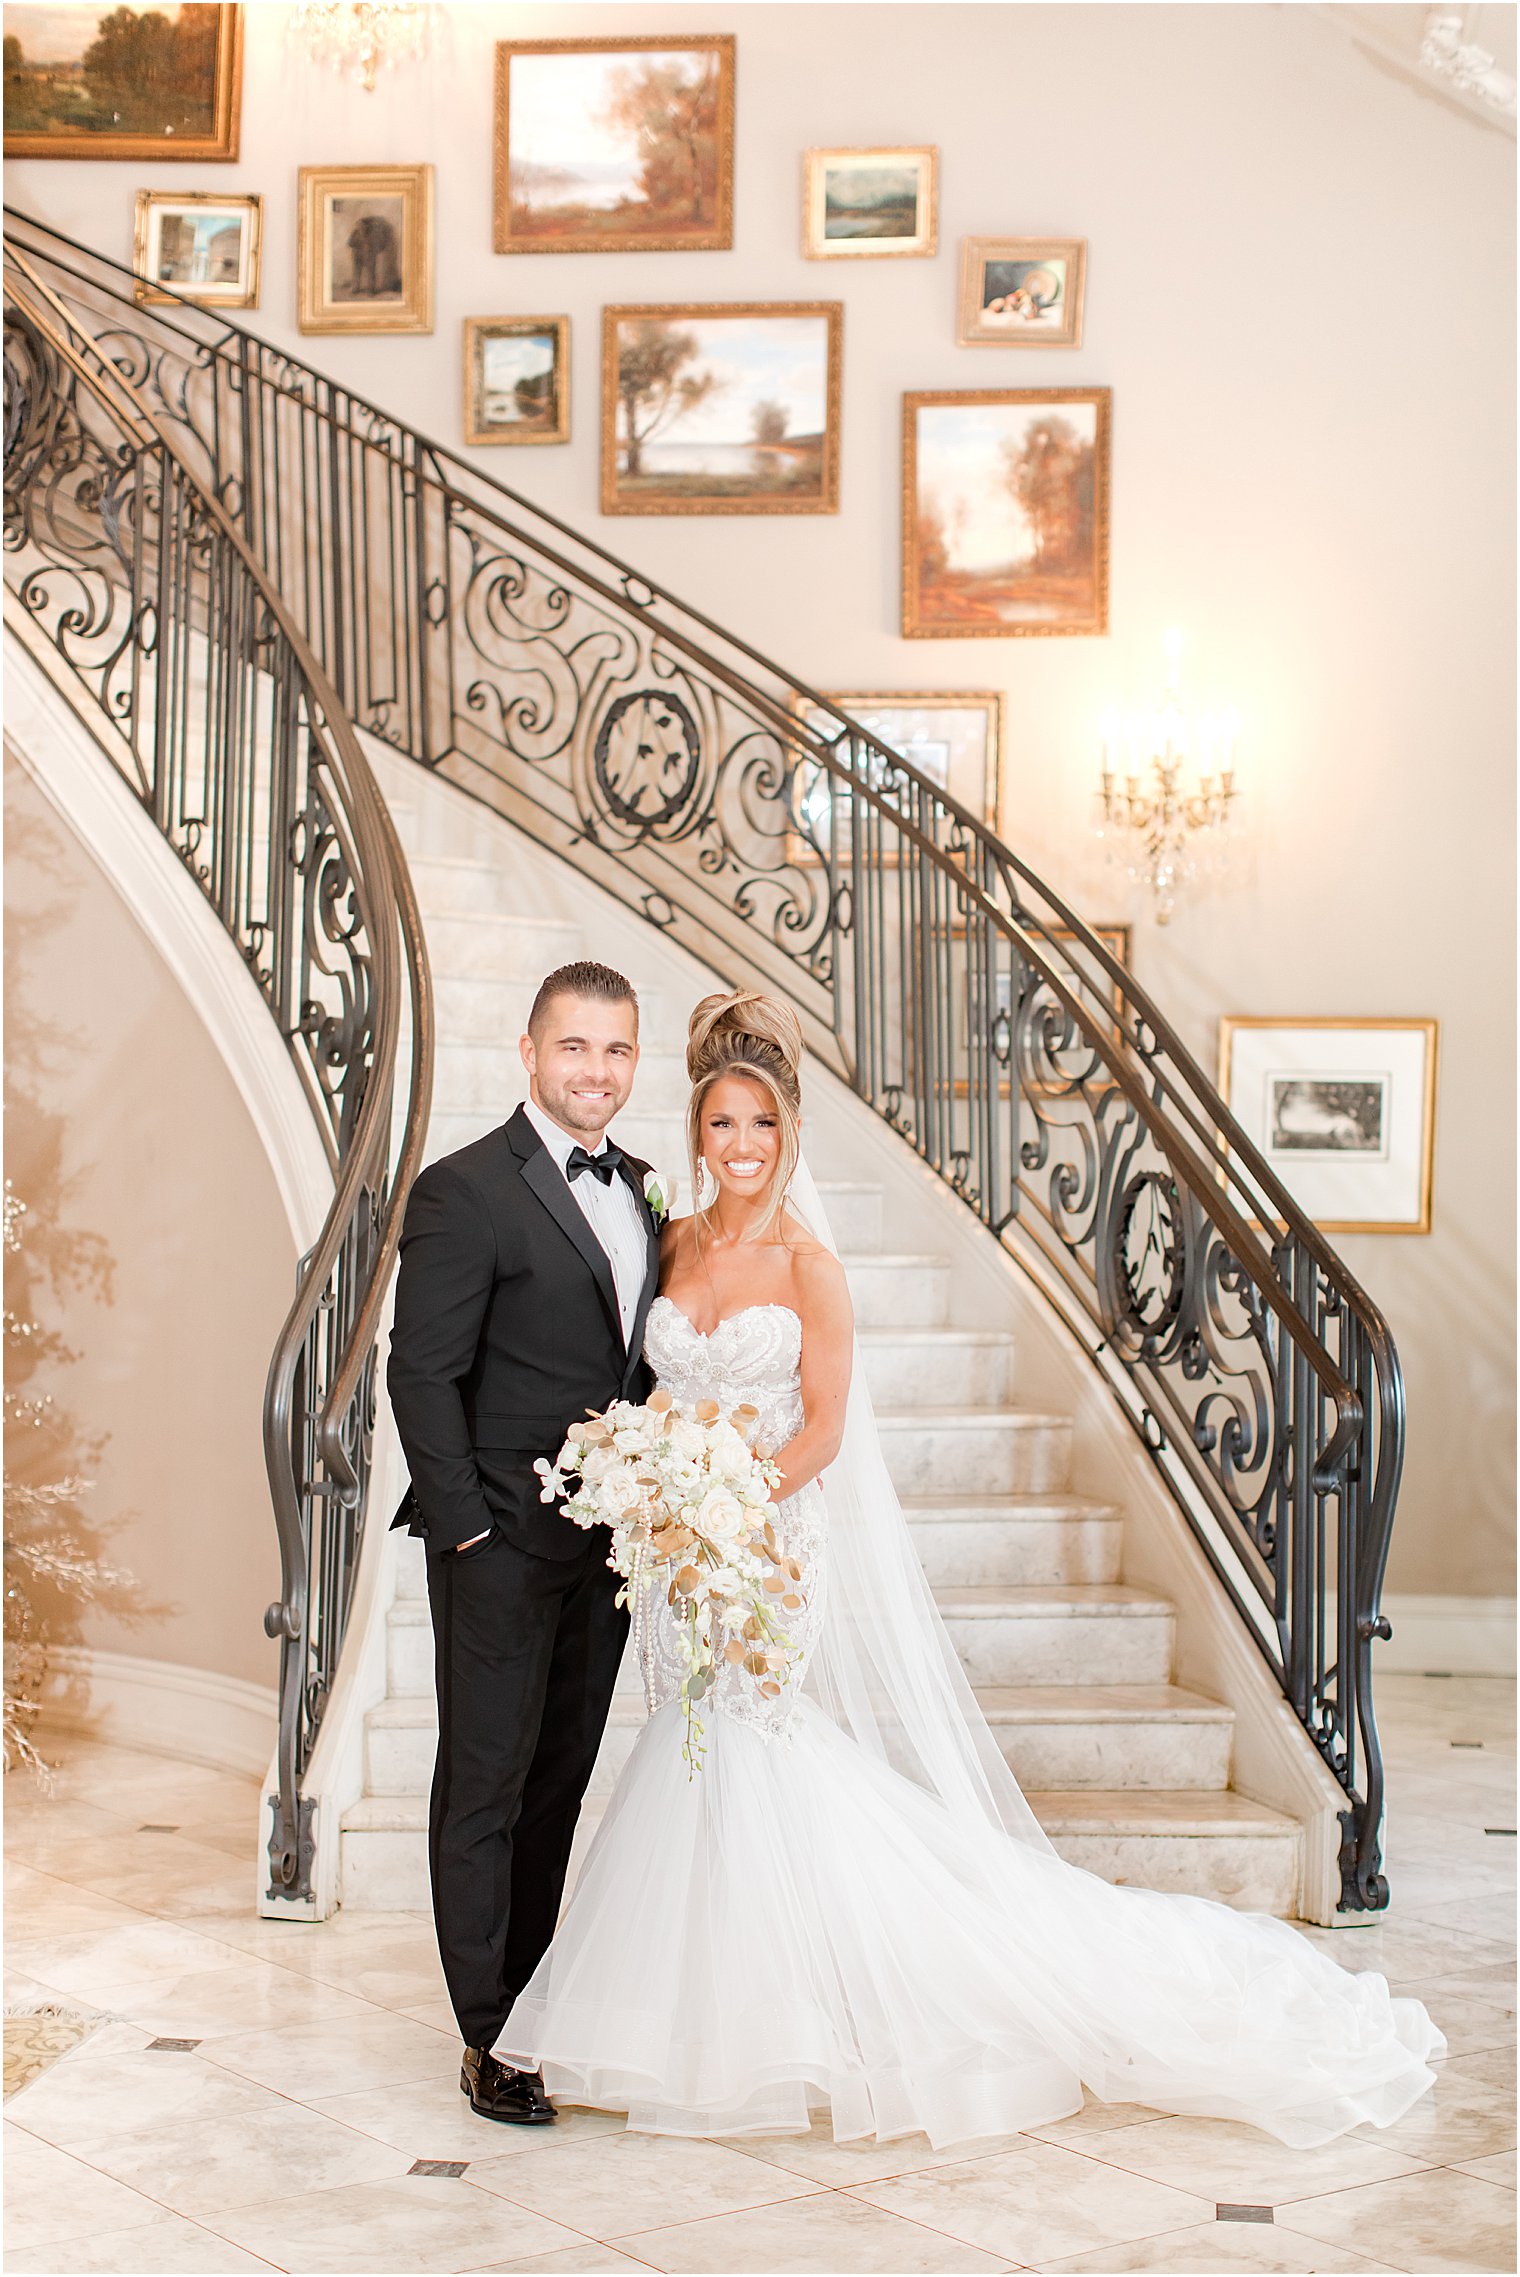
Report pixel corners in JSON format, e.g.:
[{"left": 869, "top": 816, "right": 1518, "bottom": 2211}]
[{"left": 499, "top": 1297, "right": 1443, "bottom": 2149}]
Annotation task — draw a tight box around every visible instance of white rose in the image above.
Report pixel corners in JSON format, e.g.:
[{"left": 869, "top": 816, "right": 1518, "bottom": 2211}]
[
  {"left": 598, "top": 1472, "right": 641, "bottom": 1520},
  {"left": 697, "top": 1486, "right": 744, "bottom": 1542},
  {"left": 666, "top": 1416, "right": 707, "bottom": 1460}
]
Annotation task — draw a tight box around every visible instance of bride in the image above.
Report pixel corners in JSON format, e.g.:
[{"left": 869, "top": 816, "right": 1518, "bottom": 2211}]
[{"left": 498, "top": 988, "right": 1444, "bottom": 2149}]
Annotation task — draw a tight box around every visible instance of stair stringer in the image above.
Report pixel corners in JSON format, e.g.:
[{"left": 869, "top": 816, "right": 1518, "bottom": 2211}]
[{"left": 362, "top": 742, "right": 1352, "bottom": 1926}]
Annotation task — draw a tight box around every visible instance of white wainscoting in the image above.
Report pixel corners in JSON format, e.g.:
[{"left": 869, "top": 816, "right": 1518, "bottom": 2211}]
[
  {"left": 37, "top": 1648, "right": 277, "bottom": 1778},
  {"left": 1377, "top": 1597, "right": 1517, "bottom": 1678}
]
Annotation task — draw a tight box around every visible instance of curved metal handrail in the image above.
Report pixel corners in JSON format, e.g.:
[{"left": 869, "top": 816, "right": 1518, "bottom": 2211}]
[
  {"left": 3, "top": 209, "right": 1403, "bottom": 1909},
  {"left": 2, "top": 247, "right": 434, "bottom": 1901}
]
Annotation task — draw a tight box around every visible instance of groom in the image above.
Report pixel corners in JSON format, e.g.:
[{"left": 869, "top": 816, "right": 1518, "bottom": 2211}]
[{"left": 387, "top": 961, "right": 660, "bottom": 2124}]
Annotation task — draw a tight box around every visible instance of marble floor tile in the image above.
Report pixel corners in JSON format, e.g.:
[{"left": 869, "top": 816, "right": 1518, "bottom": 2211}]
[
  {"left": 4, "top": 1918, "right": 253, "bottom": 2003},
  {"left": 67, "top": 2094, "right": 415, "bottom": 2218},
  {"left": 308, "top": 2073, "right": 626, "bottom": 2161},
  {"left": 1457, "top": 2147, "right": 1518, "bottom": 2188},
  {"left": 1037, "top": 2222, "right": 1404, "bottom": 2273},
  {"left": 1, "top": 2123, "right": 170, "bottom": 2251},
  {"left": 1292, "top": 1919, "right": 1511, "bottom": 1985},
  {"left": 1066, "top": 2112, "right": 1425, "bottom": 2204},
  {"left": 1399, "top": 1893, "right": 1518, "bottom": 1943},
  {"left": 1274, "top": 2164, "right": 1517, "bottom": 2273},
  {"left": 206, "top": 2174, "right": 584, "bottom": 2274},
  {"left": 404, "top": 1996, "right": 463, "bottom": 2034},
  {"left": 1417, "top": 1989, "right": 1517, "bottom": 2057},
  {"left": 1413, "top": 1959, "right": 1519, "bottom": 2003},
  {"left": 88, "top": 1957, "right": 377, "bottom": 2040},
  {"left": 1441, "top": 2043, "right": 1517, "bottom": 2096},
  {"left": 196, "top": 2004, "right": 459, "bottom": 2098},
  {"left": 1022, "top": 2099, "right": 1175, "bottom": 2145},
  {"left": 3, "top": 2212, "right": 274, "bottom": 2273},
  {"left": 622, "top": 2189, "right": 1025, "bottom": 2272},
  {"left": 458, "top": 2247, "right": 657, "bottom": 2275},
  {"left": 469, "top": 2131, "right": 824, "bottom": 2238},
  {"left": 206, "top": 1912, "right": 448, "bottom": 2008},
  {"left": 850, "top": 2137, "right": 1216, "bottom": 2266},
  {"left": 715, "top": 2110, "right": 1035, "bottom": 2187},
  {"left": 6, "top": 2043, "right": 277, "bottom": 2149},
  {"left": 4, "top": 1864, "right": 150, "bottom": 1938}
]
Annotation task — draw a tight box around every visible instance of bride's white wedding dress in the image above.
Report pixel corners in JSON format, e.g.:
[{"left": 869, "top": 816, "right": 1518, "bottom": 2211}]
[{"left": 499, "top": 1292, "right": 1444, "bottom": 2149}]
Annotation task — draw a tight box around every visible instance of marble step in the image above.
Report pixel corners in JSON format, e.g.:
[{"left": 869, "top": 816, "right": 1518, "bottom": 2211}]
[
  {"left": 1032, "top": 1788, "right": 1302, "bottom": 1913},
  {"left": 858, "top": 1328, "right": 1013, "bottom": 1409},
  {"left": 836, "top": 1253, "right": 949, "bottom": 1329},
  {"left": 386, "top": 1598, "right": 434, "bottom": 1696},
  {"left": 978, "top": 1684, "right": 1235, "bottom": 1790},
  {"left": 878, "top": 1409, "right": 1073, "bottom": 1496},
  {"left": 904, "top": 1495, "right": 1122, "bottom": 1587},
  {"left": 411, "top": 855, "right": 520, "bottom": 916},
  {"left": 935, "top": 1584, "right": 1176, "bottom": 1687},
  {"left": 423, "top": 911, "right": 583, "bottom": 979},
  {"left": 340, "top": 1780, "right": 1300, "bottom": 1917}
]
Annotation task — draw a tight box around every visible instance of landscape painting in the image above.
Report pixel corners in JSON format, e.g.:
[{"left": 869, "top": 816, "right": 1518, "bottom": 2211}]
[
  {"left": 495, "top": 35, "right": 734, "bottom": 254},
  {"left": 903, "top": 389, "right": 1110, "bottom": 637},
  {"left": 959, "top": 238, "right": 1087, "bottom": 347},
  {"left": 464, "top": 316, "right": 569, "bottom": 446},
  {"left": 3, "top": 3, "right": 242, "bottom": 160},
  {"left": 804, "top": 147, "right": 937, "bottom": 258},
  {"left": 603, "top": 302, "right": 842, "bottom": 516}
]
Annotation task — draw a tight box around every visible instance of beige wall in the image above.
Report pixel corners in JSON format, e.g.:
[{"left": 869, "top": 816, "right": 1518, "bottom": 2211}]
[
  {"left": 3, "top": 755, "right": 295, "bottom": 1689},
  {"left": 7, "top": 3, "right": 1513, "bottom": 1595}
]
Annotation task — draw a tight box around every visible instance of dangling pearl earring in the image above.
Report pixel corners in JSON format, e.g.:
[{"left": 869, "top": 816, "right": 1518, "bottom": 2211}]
[{"left": 696, "top": 1157, "right": 718, "bottom": 1209}]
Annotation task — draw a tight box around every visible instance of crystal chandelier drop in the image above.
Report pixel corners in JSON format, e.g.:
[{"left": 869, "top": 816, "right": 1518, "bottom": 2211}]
[
  {"left": 1094, "top": 632, "right": 1242, "bottom": 925},
  {"left": 289, "top": 3, "right": 431, "bottom": 94}
]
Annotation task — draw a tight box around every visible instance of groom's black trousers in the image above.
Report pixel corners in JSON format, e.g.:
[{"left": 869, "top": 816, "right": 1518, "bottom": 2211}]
[{"left": 426, "top": 1521, "right": 628, "bottom": 2051}]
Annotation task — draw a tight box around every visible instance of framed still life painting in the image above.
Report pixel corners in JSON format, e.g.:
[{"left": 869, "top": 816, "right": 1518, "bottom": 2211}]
[
  {"left": 3, "top": 2, "right": 243, "bottom": 161},
  {"left": 494, "top": 35, "right": 735, "bottom": 255},
  {"left": 298, "top": 165, "right": 433, "bottom": 335},
  {"left": 802, "top": 147, "right": 937, "bottom": 258},
  {"left": 785, "top": 691, "right": 1002, "bottom": 868},
  {"left": 958, "top": 238, "right": 1087, "bottom": 348},
  {"left": 464, "top": 316, "right": 570, "bottom": 446},
  {"left": 602, "top": 301, "right": 842, "bottom": 515},
  {"left": 952, "top": 922, "right": 1131, "bottom": 1093},
  {"left": 133, "top": 190, "right": 260, "bottom": 308},
  {"left": 903, "top": 388, "right": 1110, "bottom": 638},
  {"left": 1218, "top": 1017, "right": 1438, "bottom": 1234}
]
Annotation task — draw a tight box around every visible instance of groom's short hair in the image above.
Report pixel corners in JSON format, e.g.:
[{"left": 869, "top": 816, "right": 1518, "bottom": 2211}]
[{"left": 527, "top": 961, "right": 639, "bottom": 1041}]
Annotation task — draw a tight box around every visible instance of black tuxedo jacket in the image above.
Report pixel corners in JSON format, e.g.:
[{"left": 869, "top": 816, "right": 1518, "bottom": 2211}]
[{"left": 387, "top": 1105, "right": 660, "bottom": 1559}]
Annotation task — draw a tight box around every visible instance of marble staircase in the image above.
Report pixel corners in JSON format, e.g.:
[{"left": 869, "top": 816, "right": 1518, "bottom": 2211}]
[{"left": 341, "top": 809, "right": 1302, "bottom": 1919}]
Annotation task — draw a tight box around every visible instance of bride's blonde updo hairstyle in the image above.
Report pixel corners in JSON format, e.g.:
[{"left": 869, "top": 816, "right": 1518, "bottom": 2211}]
[{"left": 685, "top": 989, "right": 804, "bottom": 1237}]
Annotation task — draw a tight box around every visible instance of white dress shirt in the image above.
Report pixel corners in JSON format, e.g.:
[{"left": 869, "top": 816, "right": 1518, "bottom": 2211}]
[{"left": 524, "top": 1099, "right": 649, "bottom": 1348}]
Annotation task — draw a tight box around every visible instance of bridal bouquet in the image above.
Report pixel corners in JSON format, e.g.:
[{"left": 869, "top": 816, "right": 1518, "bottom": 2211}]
[{"left": 535, "top": 1391, "right": 806, "bottom": 1767}]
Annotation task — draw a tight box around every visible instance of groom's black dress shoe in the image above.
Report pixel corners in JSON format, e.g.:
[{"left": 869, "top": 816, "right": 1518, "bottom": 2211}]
[{"left": 461, "top": 2046, "right": 556, "bottom": 2124}]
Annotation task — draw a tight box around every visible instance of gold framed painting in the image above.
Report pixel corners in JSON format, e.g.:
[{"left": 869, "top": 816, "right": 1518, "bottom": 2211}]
[
  {"left": 4, "top": 3, "right": 243, "bottom": 161},
  {"left": 1218, "top": 1017, "right": 1438, "bottom": 1234},
  {"left": 903, "top": 388, "right": 1110, "bottom": 638},
  {"left": 298, "top": 165, "right": 433, "bottom": 336},
  {"left": 464, "top": 316, "right": 570, "bottom": 447},
  {"left": 803, "top": 146, "right": 937, "bottom": 259},
  {"left": 792, "top": 692, "right": 1003, "bottom": 825},
  {"left": 952, "top": 922, "right": 1131, "bottom": 1092},
  {"left": 132, "top": 190, "right": 261, "bottom": 309},
  {"left": 494, "top": 34, "right": 735, "bottom": 255},
  {"left": 958, "top": 237, "right": 1087, "bottom": 348},
  {"left": 602, "top": 301, "right": 842, "bottom": 516}
]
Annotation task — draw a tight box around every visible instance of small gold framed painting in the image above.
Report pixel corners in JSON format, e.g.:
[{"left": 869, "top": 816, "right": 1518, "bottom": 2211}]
[
  {"left": 903, "top": 388, "right": 1111, "bottom": 638},
  {"left": 133, "top": 191, "right": 261, "bottom": 308},
  {"left": 958, "top": 237, "right": 1087, "bottom": 348},
  {"left": 297, "top": 165, "right": 433, "bottom": 335},
  {"left": 602, "top": 301, "right": 842, "bottom": 516},
  {"left": 464, "top": 316, "right": 570, "bottom": 446},
  {"left": 494, "top": 35, "right": 735, "bottom": 255},
  {"left": 803, "top": 147, "right": 937, "bottom": 259},
  {"left": 1218, "top": 1017, "right": 1439, "bottom": 1234}
]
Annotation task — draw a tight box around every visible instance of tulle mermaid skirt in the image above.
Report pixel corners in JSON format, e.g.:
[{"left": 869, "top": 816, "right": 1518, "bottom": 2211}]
[{"left": 498, "top": 1696, "right": 1444, "bottom": 2149}]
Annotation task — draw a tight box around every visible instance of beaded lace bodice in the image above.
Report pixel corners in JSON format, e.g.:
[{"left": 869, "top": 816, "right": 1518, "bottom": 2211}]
[{"left": 641, "top": 1297, "right": 826, "bottom": 1737}]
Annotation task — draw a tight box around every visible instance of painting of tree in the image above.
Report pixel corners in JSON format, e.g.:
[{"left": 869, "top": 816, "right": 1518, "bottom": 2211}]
[
  {"left": 495, "top": 37, "right": 734, "bottom": 254},
  {"left": 614, "top": 322, "right": 719, "bottom": 478},
  {"left": 3, "top": 3, "right": 241, "bottom": 159},
  {"left": 904, "top": 390, "right": 1110, "bottom": 638}
]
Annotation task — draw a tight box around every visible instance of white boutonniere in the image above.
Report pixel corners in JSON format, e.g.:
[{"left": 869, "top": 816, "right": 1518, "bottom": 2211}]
[{"left": 643, "top": 1169, "right": 671, "bottom": 1226}]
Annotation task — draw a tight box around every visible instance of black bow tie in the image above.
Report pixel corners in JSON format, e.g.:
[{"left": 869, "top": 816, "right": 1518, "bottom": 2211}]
[{"left": 566, "top": 1142, "right": 624, "bottom": 1186}]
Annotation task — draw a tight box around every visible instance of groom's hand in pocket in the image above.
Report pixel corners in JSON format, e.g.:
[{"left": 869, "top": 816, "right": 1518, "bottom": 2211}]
[{"left": 450, "top": 1527, "right": 498, "bottom": 1560}]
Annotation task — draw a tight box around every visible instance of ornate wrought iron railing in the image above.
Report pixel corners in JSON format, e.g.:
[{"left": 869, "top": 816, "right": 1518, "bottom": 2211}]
[
  {"left": 4, "top": 210, "right": 1405, "bottom": 1909},
  {"left": 2, "top": 245, "right": 434, "bottom": 1903}
]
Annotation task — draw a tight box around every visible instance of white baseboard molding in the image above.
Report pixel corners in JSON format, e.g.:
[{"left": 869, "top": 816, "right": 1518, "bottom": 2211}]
[
  {"left": 1377, "top": 1595, "right": 1516, "bottom": 1678},
  {"left": 37, "top": 1648, "right": 278, "bottom": 1778}
]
